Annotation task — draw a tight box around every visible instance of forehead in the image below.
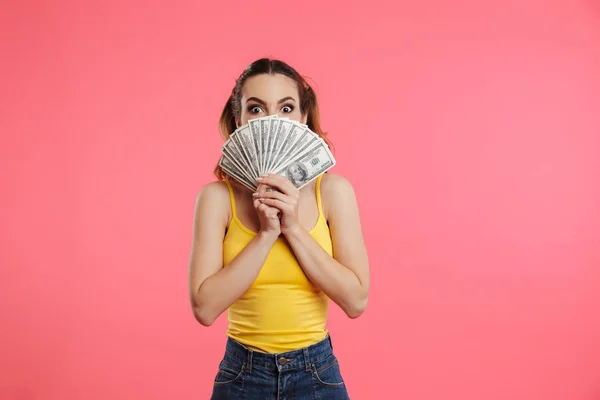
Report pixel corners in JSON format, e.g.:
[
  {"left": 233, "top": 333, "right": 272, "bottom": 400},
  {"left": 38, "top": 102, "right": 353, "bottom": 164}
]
[{"left": 241, "top": 73, "right": 300, "bottom": 101}]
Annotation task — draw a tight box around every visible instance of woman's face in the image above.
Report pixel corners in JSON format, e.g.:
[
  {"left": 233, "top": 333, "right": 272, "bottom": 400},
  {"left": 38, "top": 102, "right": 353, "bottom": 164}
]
[{"left": 237, "top": 73, "right": 307, "bottom": 127}]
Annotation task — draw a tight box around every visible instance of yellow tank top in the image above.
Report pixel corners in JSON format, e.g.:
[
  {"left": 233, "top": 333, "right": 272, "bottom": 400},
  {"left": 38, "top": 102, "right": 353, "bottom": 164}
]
[{"left": 222, "top": 174, "right": 332, "bottom": 353}]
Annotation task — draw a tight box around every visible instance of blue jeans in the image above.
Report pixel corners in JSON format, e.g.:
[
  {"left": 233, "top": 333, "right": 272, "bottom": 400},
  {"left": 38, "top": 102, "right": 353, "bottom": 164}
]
[{"left": 210, "top": 334, "right": 350, "bottom": 399}]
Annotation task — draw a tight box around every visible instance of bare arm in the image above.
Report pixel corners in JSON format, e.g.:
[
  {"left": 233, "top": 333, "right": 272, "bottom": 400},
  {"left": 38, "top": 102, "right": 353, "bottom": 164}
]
[
  {"left": 187, "top": 182, "right": 280, "bottom": 326},
  {"left": 256, "top": 174, "right": 370, "bottom": 318}
]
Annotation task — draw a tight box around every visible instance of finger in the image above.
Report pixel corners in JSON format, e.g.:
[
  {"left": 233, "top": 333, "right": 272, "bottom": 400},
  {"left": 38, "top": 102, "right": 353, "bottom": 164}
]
[
  {"left": 256, "top": 175, "right": 286, "bottom": 192},
  {"left": 257, "top": 202, "right": 272, "bottom": 213},
  {"left": 259, "top": 197, "right": 290, "bottom": 212},
  {"left": 256, "top": 183, "right": 281, "bottom": 195},
  {"left": 257, "top": 202, "right": 280, "bottom": 214},
  {"left": 253, "top": 197, "right": 263, "bottom": 210},
  {"left": 256, "top": 174, "right": 296, "bottom": 196},
  {"left": 253, "top": 189, "right": 288, "bottom": 202},
  {"left": 270, "top": 173, "right": 297, "bottom": 194}
]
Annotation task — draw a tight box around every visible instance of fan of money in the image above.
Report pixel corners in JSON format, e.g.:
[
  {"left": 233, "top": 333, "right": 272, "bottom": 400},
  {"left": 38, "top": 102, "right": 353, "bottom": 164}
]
[{"left": 219, "top": 115, "right": 336, "bottom": 191}]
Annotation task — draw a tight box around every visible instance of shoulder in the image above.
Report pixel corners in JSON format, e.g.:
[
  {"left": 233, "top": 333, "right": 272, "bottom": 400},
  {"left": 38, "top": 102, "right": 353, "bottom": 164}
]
[
  {"left": 193, "top": 180, "right": 232, "bottom": 221},
  {"left": 196, "top": 180, "right": 230, "bottom": 203},
  {"left": 320, "top": 172, "right": 356, "bottom": 198},
  {"left": 319, "top": 173, "right": 358, "bottom": 218}
]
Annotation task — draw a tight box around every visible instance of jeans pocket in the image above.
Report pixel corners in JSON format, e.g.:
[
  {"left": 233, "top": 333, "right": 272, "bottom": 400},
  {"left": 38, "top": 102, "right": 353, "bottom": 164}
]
[
  {"left": 311, "top": 355, "right": 345, "bottom": 387},
  {"left": 214, "top": 358, "right": 245, "bottom": 386}
]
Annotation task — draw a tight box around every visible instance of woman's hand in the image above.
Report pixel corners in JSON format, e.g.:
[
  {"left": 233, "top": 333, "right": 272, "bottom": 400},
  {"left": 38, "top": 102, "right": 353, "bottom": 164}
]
[
  {"left": 253, "top": 193, "right": 281, "bottom": 238},
  {"left": 254, "top": 174, "right": 301, "bottom": 234}
]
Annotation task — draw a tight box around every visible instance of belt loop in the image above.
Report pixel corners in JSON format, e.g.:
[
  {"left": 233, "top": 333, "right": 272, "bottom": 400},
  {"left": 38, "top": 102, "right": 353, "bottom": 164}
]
[
  {"left": 303, "top": 347, "right": 310, "bottom": 372},
  {"left": 247, "top": 349, "right": 253, "bottom": 374},
  {"left": 328, "top": 334, "right": 334, "bottom": 351}
]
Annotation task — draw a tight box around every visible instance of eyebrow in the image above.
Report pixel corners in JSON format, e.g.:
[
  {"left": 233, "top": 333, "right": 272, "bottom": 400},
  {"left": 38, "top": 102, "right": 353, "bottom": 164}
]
[{"left": 246, "top": 96, "right": 296, "bottom": 105}]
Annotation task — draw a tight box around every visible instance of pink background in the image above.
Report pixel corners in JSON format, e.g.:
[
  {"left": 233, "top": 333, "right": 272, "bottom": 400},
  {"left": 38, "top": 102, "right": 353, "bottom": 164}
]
[{"left": 1, "top": 1, "right": 599, "bottom": 399}]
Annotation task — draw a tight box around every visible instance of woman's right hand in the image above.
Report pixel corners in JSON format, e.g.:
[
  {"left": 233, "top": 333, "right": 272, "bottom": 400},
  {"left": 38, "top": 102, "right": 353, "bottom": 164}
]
[{"left": 253, "top": 185, "right": 281, "bottom": 237}]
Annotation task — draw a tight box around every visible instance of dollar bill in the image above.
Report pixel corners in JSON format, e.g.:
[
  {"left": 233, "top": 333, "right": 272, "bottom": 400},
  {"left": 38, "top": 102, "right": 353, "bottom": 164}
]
[
  {"left": 264, "top": 119, "right": 293, "bottom": 173},
  {"left": 248, "top": 118, "right": 263, "bottom": 176},
  {"left": 260, "top": 116, "right": 276, "bottom": 175},
  {"left": 219, "top": 117, "right": 336, "bottom": 191},
  {"left": 265, "top": 117, "right": 280, "bottom": 174},
  {"left": 235, "top": 125, "right": 259, "bottom": 179},
  {"left": 267, "top": 121, "right": 306, "bottom": 174},
  {"left": 218, "top": 154, "right": 256, "bottom": 191},
  {"left": 228, "top": 131, "right": 256, "bottom": 180},
  {"left": 274, "top": 140, "right": 336, "bottom": 189},
  {"left": 222, "top": 144, "right": 255, "bottom": 184},
  {"left": 223, "top": 136, "right": 254, "bottom": 180},
  {"left": 270, "top": 129, "right": 320, "bottom": 173}
]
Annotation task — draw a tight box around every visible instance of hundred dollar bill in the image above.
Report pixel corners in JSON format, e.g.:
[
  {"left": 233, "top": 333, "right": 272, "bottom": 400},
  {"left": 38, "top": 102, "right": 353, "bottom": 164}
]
[
  {"left": 218, "top": 149, "right": 250, "bottom": 185},
  {"left": 229, "top": 131, "right": 253, "bottom": 178},
  {"left": 235, "top": 125, "right": 260, "bottom": 179},
  {"left": 268, "top": 121, "right": 307, "bottom": 174},
  {"left": 265, "top": 117, "right": 280, "bottom": 174},
  {"left": 219, "top": 154, "right": 257, "bottom": 191},
  {"left": 248, "top": 118, "right": 263, "bottom": 176},
  {"left": 265, "top": 119, "right": 293, "bottom": 173},
  {"left": 222, "top": 144, "right": 255, "bottom": 184},
  {"left": 270, "top": 128, "right": 320, "bottom": 173},
  {"left": 274, "top": 140, "right": 336, "bottom": 189},
  {"left": 259, "top": 116, "right": 276, "bottom": 175},
  {"left": 223, "top": 135, "right": 256, "bottom": 182},
  {"left": 270, "top": 123, "right": 310, "bottom": 171}
]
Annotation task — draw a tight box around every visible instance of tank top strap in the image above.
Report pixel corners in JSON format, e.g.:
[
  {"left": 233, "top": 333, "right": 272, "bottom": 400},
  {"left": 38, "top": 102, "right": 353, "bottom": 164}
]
[
  {"left": 315, "top": 174, "right": 325, "bottom": 219},
  {"left": 223, "top": 179, "right": 237, "bottom": 220}
]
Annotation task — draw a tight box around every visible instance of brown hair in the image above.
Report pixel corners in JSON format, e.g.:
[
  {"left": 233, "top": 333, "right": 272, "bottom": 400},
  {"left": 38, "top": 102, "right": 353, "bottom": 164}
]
[{"left": 214, "top": 58, "right": 333, "bottom": 180}]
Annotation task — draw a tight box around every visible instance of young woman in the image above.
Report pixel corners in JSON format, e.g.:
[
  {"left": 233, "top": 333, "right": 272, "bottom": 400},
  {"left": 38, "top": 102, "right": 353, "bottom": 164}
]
[{"left": 188, "top": 58, "right": 370, "bottom": 400}]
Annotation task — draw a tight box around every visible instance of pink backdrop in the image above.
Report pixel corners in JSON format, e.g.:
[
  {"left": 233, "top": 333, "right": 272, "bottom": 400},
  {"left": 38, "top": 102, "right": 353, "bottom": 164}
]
[{"left": 1, "top": 1, "right": 599, "bottom": 399}]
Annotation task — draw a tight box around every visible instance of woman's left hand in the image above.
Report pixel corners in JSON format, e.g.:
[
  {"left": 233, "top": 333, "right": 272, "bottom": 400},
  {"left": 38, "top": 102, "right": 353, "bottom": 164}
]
[{"left": 254, "top": 174, "right": 301, "bottom": 234}]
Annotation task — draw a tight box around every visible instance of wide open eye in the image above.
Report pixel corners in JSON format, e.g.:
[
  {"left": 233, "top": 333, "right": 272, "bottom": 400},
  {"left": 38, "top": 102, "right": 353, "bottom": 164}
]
[
  {"left": 248, "top": 105, "right": 263, "bottom": 114},
  {"left": 281, "top": 104, "right": 294, "bottom": 113}
]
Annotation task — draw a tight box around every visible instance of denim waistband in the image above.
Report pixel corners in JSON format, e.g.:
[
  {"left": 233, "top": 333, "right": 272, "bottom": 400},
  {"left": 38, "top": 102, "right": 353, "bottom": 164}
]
[{"left": 223, "top": 334, "right": 335, "bottom": 373}]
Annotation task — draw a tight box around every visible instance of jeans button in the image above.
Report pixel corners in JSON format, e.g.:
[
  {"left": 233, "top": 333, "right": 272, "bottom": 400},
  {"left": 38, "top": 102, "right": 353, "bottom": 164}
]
[{"left": 278, "top": 357, "right": 287, "bottom": 365}]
